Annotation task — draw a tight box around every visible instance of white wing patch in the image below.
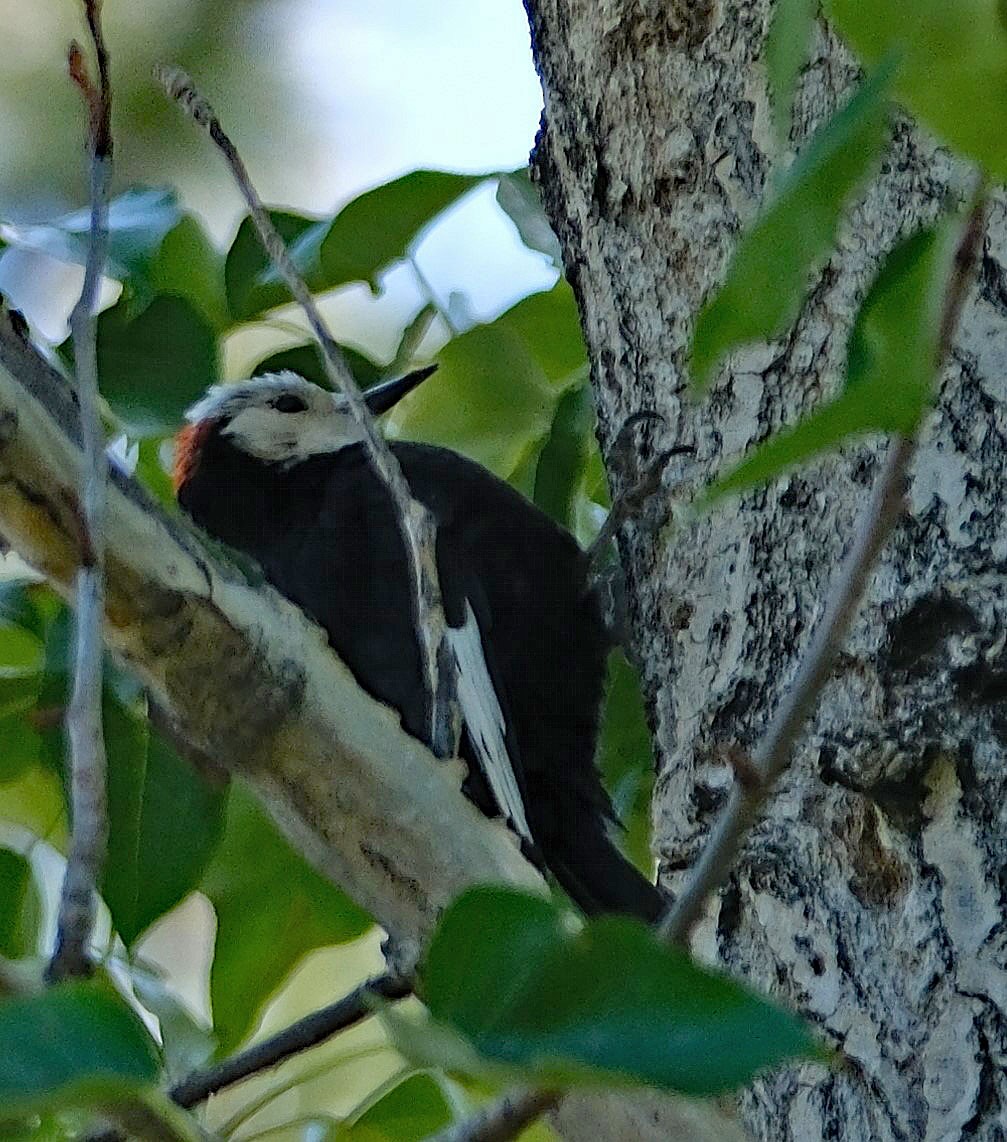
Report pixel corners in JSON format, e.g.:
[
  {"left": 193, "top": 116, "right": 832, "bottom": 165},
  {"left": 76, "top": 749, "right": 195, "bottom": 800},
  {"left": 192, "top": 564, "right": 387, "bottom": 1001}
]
[{"left": 447, "top": 601, "right": 532, "bottom": 843}]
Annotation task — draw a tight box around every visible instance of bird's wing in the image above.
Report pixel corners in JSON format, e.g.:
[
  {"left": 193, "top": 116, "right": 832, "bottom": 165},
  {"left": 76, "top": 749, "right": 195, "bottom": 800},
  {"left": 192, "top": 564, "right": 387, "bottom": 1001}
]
[{"left": 446, "top": 599, "right": 532, "bottom": 843}]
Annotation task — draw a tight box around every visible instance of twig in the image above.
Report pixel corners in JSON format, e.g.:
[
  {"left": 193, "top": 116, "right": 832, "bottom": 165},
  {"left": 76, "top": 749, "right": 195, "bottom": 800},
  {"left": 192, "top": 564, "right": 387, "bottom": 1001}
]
[
  {"left": 169, "top": 973, "right": 412, "bottom": 1108},
  {"left": 659, "top": 184, "right": 990, "bottom": 946},
  {"left": 157, "top": 67, "right": 456, "bottom": 758},
  {"left": 81, "top": 975, "right": 411, "bottom": 1142},
  {"left": 427, "top": 1088, "right": 561, "bottom": 1142},
  {"left": 47, "top": 0, "right": 112, "bottom": 984}
]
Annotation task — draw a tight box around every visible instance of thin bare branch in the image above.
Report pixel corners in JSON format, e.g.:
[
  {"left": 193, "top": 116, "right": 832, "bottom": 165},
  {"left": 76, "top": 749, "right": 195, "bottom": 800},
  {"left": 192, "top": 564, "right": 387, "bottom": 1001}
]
[
  {"left": 156, "top": 66, "right": 456, "bottom": 758},
  {"left": 658, "top": 185, "right": 990, "bottom": 946},
  {"left": 170, "top": 973, "right": 412, "bottom": 1108},
  {"left": 428, "top": 1088, "right": 561, "bottom": 1142},
  {"left": 48, "top": 0, "right": 112, "bottom": 984}
]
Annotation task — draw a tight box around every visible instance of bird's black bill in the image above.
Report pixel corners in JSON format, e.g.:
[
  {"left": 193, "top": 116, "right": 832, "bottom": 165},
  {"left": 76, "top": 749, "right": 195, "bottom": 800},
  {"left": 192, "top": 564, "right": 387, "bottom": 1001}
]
[{"left": 365, "top": 364, "right": 439, "bottom": 415}]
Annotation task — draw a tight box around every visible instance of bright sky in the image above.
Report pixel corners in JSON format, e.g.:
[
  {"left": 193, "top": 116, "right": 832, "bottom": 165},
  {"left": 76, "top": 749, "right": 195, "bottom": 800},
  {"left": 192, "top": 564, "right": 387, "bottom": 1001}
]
[{"left": 1, "top": 0, "right": 557, "bottom": 357}]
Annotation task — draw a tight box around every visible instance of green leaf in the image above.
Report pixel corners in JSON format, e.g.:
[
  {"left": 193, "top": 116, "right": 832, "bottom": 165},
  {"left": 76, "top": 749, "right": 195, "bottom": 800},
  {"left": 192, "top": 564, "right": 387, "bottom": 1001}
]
[
  {"left": 0, "top": 848, "right": 40, "bottom": 959},
  {"left": 766, "top": 0, "right": 818, "bottom": 143},
  {"left": 532, "top": 384, "right": 595, "bottom": 527},
  {"left": 389, "top": 283, "right": 585, "bottom": 484},
  {"left": 202, "top": 784, "right": 372, "bottom": 1051},
  {"left": 0, "top": 712, "right": 43, "bottom": 782},
  {"left": 150, "top": 215, "right": 228, "bottom": 330},
  {"left": 225, "top": 211, "right": 329, "bottom": 323},
  {"left": 706, "top": 219, "right": 959, "bottom": 501},
  {"left": 423, "top": 890, "right": 566, "bottom": 1038},
  {"left": 134, "top": 439, "right": 176, "bottom": 508},
  {"left": 0, "top": 980, "right": 160, "bottom": 1108},
  {"left": 0, "top": 580, "right": 51, "bottom": 643},
  {"left": 0, "top": 672, "right": 41, "bottom": 719},
  {"left": 0, "top": 188, "right": 180, "bottom": 285},
  {"left": 0, "top": 624, "right": 44, "bottom": 673},
  {"left": 251, "top": 342, "right": 383, "bottom": 390},
  {"left": 225, "top": 171, "right": 492, "bottom": 323},
  {"left": 411, "top": 887, "right": 821, "bottom": 1094},
  {"left": 691, "top": 61, "right": 894, "bottom": 388},
  {"left": 130, "top": 733, "right": 225, "bottom": 944},
  {"left": 499, "top": 280, "right": 586, "bottom": 384},
  {"left": 597, "top": 653, "right": 655, "bottom": 876},
  {"left": 320, "top": 170, "right": 489, "bottom": 291},
  {"left": 345, "top": 1072, "right": 454, "bottom": 1140},
  {"left": 496, "top": 170, "right": 563, "bottom": 267},
  {"left": 96, "top": 294, "right": 218, "bottom": 437},
  {"left": 825, "top": 0, "right": 1007, "bottom": 181},
  {"left": 103, "top": 710, "right": 226, "bottom": 948}
]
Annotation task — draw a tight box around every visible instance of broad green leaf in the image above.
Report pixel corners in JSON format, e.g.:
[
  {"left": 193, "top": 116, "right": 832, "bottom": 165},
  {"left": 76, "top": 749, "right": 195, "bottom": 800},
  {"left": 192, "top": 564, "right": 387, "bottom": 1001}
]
[
  {"left": 345, "top": 1072, "right": 454, "bottom": 1140},
  {"left": 533, "top": 384, "right": 595, "bottom": 527},
  {"left": 423, "top": 890, "right": 565, "bottom": 1038},
  {"left": 151, "top": 215, "right": 228, "bottom": 330},
  {"left": 706, "top": 219, "right": 959, "bottom": 501},
  {"left": 0, "top": 188, "right": 180, "bottom": 285},
  {"left": 496, "top": 170, "right": 563, "bottom": 267},
  {"left": 103, "top": 710, "right": 226, "bottom": 948},
  {"left": 0, "top": 580, "right": 50, "bottom": 643},
  {"left": 691, "top": 61, "right": 894, "bottom": 388},
  {"left": 0, "top": 981, "right": 159, "bottom": 1107},
  {"left": 825, "top": 1, "right": 1007, "bottom": 181},
  {"left": 0, "top": 713, "right": 43, "bottom": 782},
  {"left": 499, "top": 280, "right": 586, "bottom": 384},
  {"left": 225, "top": 211, "right": 329, "bottom": 323},
  {"left": 766, "top": 0, "right": 818, "bottom": 144},
  {"left": 135, "top": 439, "right": 176, "bottom": 507},
  {"left": 202, "top": 784, "right": 372, "bottom": 1051},
  {"left": 225, "top": 171, "right": 491, "bottom": 323},
  {"left": 96, "top": 294, "right": 218, "bottom": 436},
  {"left": 413, "top": 887, "right": 820, "bottom": 1094},
  {"left": 388, "top": 283, "right": 585, "bottom": 483},
  {"left": 0, "top": 848, "right": 40, "bottom": 959},
  {"left": 597, "top": 652, "right": 655, "bottom": 876},
  {"left": 101, "top": 696, "right": 150, "bottom": 947},
  {"left": 320, "top": 170, "right": 489, "bottom": 290},
  {"left": 0, "top": 672, "right": 41, "bottom": 719},
  {"left": 251, "top": 342, "right": 383, "bottom": 390},
  {"left": 0, "top": 625, "right": 44, "bottom": 673},
  {"left": 388, "top": 320, "right": 553, "bottom": 481},
  {"left": 0, "top": 764, "right": 66, "bottom": 850},
  {"left": 128, "top": 733, "right": 225, "bottom": 944}
]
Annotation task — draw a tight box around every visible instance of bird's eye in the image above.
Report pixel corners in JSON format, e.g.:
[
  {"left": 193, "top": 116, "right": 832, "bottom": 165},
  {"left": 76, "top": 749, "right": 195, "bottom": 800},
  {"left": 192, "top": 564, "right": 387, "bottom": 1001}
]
[{"left": 272, "top": 393, "right": 307, "bottom": 414}]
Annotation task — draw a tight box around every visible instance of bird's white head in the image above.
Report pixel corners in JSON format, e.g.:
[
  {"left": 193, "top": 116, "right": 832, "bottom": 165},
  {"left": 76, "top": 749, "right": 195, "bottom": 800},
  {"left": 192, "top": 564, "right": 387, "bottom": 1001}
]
[{"left": 183, "top": 366, "right": 436, "bottom": 468}]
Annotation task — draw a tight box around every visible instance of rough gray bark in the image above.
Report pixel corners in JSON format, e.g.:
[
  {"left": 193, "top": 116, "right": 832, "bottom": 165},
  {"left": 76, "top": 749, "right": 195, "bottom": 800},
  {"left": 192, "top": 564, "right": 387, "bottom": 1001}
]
[{"left": 526, "top": 1, "right": 1007, "bottom": 1138}]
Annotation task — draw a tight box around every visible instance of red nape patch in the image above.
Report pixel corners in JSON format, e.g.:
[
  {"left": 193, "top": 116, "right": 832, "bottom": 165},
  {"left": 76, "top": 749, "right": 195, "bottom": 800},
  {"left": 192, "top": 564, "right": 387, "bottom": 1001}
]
[{"left": 172, "top": 419, "right": 217, "bottom": 493}]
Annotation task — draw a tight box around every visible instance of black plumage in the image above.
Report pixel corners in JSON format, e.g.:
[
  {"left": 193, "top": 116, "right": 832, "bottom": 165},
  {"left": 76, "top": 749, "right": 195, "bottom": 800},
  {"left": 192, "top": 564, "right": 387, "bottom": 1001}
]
[{"left": 177, "top": 380, "right": 664, "bottom": 922}]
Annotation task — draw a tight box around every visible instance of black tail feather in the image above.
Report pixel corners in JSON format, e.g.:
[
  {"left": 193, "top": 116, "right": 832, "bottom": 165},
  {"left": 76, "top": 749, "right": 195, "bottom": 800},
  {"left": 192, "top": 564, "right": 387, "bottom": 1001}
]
[{"left": 544, "top": 826, "right": 666, "bottom": 924}]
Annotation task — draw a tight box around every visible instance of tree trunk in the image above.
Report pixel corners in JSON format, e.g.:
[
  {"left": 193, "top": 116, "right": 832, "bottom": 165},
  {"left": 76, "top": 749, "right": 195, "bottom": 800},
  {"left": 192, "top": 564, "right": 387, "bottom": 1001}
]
[{"left": 526, "top": 1, "right": 1007, "bottom": 1138}]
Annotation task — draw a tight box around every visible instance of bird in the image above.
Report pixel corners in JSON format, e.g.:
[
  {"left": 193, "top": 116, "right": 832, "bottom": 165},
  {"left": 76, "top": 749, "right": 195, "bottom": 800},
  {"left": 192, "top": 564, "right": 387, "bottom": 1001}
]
[{"left": 174, "top": 367, "right": 665, "bottom": 922}]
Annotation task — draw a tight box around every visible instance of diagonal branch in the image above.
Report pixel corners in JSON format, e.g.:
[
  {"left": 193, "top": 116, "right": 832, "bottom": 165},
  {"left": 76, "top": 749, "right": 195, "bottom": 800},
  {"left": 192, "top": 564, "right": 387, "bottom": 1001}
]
[
  {"left": 156, "top": 66, "right": 457, "bottom": 761},
  {"left": 428, "top": 1089, "right": 561, "bottom": 1142},
  {"left": 48, "top": 0, "right": 113, "bottom": 984},
  {"left": 169, "top": 973, "right": 412, "bottom": 1108}
]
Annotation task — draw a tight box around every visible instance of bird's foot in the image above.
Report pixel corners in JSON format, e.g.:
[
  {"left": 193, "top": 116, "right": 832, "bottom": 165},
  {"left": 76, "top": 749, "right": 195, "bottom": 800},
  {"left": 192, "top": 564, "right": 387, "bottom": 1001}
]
[{"left": 589, "top": 411, "right": 690, "bottom": 569}]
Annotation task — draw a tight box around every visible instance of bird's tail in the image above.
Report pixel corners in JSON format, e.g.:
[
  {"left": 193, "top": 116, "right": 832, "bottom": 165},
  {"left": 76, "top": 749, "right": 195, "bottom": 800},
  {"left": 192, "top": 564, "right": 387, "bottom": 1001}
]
[{"left": 545, "top": 824, "right": 666, "bottom": 924}]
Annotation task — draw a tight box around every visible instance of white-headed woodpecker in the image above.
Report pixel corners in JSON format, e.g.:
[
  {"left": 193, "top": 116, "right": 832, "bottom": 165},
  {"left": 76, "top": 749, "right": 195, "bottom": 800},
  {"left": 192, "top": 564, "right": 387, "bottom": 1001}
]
[{"left": 174, "top": 369, "right": 665, "bottom": 922}]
